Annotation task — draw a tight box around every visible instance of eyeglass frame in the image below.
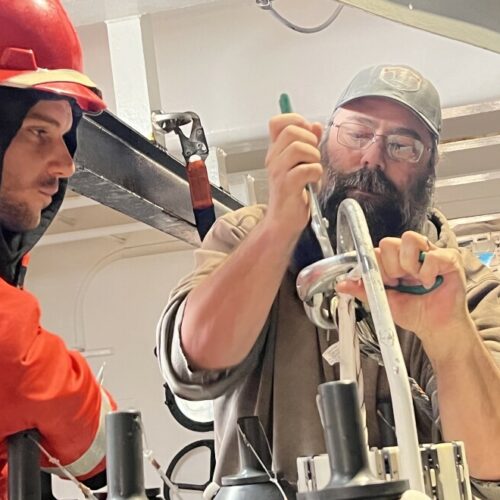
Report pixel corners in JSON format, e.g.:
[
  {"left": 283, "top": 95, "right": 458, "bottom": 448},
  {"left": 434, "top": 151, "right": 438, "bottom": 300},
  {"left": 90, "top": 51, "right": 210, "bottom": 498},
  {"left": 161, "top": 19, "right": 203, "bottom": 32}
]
[{"left": 332, "top": 121, "right": 433, "bottom": 163}]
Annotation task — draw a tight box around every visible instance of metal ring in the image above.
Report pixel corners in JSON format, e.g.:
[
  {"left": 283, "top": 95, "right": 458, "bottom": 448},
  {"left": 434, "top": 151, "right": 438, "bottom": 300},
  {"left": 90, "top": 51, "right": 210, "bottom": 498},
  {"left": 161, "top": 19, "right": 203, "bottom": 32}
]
[{"left": 296, "top": 251, "right": 358, "bottom": 304}]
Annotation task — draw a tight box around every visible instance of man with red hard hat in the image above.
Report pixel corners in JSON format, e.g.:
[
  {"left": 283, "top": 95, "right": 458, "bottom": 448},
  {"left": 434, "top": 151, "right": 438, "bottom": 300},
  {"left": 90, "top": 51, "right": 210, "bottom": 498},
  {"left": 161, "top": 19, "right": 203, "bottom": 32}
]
[{"left": 0, "top": 0, "right": 115, "bottom": 495}]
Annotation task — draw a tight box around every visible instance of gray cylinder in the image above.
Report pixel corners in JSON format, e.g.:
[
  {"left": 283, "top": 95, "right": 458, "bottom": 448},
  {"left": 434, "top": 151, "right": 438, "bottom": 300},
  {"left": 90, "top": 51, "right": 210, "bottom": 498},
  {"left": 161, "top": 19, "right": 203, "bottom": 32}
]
[
  {"left": 298, "top": 381, "right": 408, "bottom": 499},
  {"left": 106, "top": 410, "right": 148, "bottom": 500},
  {"left": 8, "top": 429, "right": 41, "bottom": 500},
  {"left": 320, "top": 380, "right": 370, "bottom": 485},
  {"left": 215, "top": 416, "right": 292, "bottom": 499}
]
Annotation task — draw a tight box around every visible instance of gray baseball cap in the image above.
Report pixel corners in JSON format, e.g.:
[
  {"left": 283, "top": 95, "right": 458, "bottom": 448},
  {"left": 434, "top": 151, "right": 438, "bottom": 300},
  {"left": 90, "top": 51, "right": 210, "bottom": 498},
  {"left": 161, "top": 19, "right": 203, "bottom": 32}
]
[{"left": 334, "top": 65, "right": 442, "bottom": 139}]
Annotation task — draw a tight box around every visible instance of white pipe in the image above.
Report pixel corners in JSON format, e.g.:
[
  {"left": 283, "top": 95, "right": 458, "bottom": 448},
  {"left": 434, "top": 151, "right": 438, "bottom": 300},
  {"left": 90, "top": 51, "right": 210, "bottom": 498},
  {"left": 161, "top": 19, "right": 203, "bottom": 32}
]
[{"left": 336, "top": 198, "right": 426, "bottom": 493}]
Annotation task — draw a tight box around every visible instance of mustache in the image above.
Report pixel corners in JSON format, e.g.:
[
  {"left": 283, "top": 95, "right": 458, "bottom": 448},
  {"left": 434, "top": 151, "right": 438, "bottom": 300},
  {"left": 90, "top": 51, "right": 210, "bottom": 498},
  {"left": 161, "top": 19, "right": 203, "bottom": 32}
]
[
  {"left": 320, "top": 166, "right": 400, "bottom": 203},
  {"left": 38, "top": 176, "right": 59, "bottom": 192},
  {"left": 317, "top": 165, "right": 434, "bottom": 247}
]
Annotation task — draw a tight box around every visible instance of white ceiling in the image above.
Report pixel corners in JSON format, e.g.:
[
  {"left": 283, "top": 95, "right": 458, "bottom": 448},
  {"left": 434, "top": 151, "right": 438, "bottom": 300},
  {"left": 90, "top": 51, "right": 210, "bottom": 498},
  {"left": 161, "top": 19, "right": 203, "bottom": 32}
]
[{"left": 62, "top": 0, "right": 236, "bottom": 26}]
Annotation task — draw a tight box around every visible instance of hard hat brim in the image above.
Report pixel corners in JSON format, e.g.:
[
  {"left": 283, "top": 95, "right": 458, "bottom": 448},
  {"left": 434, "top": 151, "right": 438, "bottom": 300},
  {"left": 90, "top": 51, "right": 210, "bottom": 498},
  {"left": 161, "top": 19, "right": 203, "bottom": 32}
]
[
  {"left": 0, "top": 68, "right": 106, "bottom": 113},
  {"left": 32, "top": 81, "right": 106, "bottom": 114}
]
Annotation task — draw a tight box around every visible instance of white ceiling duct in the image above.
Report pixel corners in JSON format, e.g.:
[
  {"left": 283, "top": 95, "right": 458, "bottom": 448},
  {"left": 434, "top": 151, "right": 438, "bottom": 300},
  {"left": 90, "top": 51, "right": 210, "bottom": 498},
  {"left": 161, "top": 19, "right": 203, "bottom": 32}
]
[{"left": 337, "top": 0, "right": 500, "bottom": 53}]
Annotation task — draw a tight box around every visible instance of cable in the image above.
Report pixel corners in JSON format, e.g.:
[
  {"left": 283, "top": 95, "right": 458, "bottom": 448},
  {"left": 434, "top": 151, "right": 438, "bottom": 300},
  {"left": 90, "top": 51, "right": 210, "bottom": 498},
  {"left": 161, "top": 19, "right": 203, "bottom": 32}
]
[
  {"left": 256, "top": 0, "right": 344, "bottom": 34},
  {"left": 73, "top": 239, "right": 184, "bottom": 351},
  {"left": 28, "top": 436, "right": 98, "bottom": 499},
  {"left": 138, "top": 418, "right": 183, "bottom": 500},
  {"left": 336, "top": 292, "right": 369, "bottom": 447},
  {"left": 236, "top": 424, "right": 287, "bottom": 500}
]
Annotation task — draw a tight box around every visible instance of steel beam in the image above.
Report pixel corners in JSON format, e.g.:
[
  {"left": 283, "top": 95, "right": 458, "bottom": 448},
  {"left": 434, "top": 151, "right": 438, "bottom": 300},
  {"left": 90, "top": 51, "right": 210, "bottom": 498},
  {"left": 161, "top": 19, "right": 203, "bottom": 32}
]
[{"left": 70, "top": 111, "right": 242, "bottom": 246}]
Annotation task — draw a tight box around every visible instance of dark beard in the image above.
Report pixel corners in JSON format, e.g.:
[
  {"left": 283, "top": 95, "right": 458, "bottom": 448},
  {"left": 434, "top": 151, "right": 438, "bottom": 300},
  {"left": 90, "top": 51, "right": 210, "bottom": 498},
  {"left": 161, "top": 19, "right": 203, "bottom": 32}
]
[
  {"left": 0, "top": 197, "right": 40, "bottom": 232},
  {"left": 318, "top": 160, "right": 434, "bottom": 249}
]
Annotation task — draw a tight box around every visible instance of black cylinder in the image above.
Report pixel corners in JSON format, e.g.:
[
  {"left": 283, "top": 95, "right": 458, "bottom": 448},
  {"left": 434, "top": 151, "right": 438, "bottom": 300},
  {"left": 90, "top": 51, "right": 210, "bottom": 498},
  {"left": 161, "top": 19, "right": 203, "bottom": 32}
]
[
  {"left": 8, "top": 429, "right": 41, "bottom": 500},
  {"left": 215, "top": 416, "right": 290, "bottom": 499},
  {"left": 319, "top": 381, "right": 369, "bottom": 485},
  {"left": 106, "top": 410, "right": 148, "bottom": 500},
  {"left": 298, "top": 381, "right": 408, "bottom": 500},
  {"left": 378, "top": 401, "right": 397, "bottom": 447},
  {"left": 221, "top": 416, "right": 272, "bottom": 486}
]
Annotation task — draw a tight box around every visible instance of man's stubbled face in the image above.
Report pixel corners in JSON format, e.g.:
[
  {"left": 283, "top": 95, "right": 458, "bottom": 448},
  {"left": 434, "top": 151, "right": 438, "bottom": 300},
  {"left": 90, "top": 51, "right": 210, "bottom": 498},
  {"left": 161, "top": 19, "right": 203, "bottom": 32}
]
[{"left": 0, "top": 99, "right": 74, "bottom": 232}]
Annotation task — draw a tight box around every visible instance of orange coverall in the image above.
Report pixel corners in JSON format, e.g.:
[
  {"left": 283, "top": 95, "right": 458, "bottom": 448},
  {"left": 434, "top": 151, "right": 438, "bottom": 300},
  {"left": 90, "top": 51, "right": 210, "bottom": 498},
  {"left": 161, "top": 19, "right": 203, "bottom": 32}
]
[{"left": 0, "top": 277, "right": 115, "bottom": 496}]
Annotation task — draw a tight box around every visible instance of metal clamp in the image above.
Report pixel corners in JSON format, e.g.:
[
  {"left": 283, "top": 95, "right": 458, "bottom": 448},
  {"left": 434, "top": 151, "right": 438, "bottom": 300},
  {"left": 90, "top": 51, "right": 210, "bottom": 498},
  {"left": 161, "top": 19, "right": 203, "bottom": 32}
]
[{"left": 152, "top": 111, "right": 209, "bottom": 162}]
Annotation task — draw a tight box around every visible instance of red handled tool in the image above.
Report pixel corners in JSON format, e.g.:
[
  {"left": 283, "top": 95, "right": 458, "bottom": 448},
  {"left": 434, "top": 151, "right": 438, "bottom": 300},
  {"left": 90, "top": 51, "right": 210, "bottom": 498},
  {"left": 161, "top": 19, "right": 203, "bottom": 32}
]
[{"left": 152, "top": 111, "right": 216, "bottom": 240}]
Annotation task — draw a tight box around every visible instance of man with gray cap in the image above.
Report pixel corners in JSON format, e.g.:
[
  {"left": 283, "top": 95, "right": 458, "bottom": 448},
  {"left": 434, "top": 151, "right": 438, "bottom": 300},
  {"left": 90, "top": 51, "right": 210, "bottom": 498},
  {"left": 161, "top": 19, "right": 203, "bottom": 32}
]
[{"left": 157, "top": 65, "right": 500, "bottom": 496}]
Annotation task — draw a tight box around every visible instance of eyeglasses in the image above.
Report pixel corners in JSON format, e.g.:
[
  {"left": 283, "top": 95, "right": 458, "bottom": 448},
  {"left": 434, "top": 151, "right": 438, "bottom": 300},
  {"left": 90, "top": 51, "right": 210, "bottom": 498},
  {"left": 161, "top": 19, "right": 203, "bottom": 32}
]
[{"left": 334, "top": 122, "right": 430, "bottom": 163}]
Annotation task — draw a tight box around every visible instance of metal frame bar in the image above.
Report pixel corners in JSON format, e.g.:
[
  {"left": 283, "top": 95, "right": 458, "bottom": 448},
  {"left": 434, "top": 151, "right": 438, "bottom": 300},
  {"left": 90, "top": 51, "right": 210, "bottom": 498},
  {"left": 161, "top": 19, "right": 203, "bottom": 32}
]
[{"left": 71, "top": 111, "right": 242, "bottom": 247}]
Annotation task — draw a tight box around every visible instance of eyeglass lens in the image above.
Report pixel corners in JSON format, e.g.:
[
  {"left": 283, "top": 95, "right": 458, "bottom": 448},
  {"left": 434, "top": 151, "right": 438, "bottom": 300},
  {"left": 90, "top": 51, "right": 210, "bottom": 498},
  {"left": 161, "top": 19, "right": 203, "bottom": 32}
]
[{"left": 336, "top": 122, "right": 424, "bottom": 162}]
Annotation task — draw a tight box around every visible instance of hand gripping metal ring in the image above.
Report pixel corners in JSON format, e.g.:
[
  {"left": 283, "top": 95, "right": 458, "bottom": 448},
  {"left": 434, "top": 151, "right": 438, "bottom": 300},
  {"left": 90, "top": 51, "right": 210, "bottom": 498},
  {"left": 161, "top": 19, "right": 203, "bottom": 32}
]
[{"left": 296, "top": 198, "right": 426, "bottom": 492}]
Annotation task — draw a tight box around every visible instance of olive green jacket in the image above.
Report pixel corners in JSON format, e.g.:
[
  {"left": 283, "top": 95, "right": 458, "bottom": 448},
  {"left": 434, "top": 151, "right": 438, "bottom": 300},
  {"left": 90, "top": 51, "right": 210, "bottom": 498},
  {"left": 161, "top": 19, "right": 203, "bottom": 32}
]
[{"left": 157, "top": 205, "right": 500, "bottom": 499}]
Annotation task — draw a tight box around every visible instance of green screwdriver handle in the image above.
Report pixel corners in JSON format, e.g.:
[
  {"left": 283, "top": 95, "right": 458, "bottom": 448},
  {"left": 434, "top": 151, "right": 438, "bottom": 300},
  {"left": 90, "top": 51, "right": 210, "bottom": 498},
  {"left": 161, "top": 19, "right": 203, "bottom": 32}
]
[{"left": 279, "top": 93, "right": 293, "bottom": 114}]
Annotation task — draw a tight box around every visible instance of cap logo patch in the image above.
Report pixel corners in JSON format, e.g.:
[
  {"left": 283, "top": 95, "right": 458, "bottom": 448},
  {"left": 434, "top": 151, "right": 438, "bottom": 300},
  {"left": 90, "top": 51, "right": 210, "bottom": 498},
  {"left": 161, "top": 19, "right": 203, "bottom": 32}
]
[{"left": 379, "top": 66, "right": 422, "bottom": 92}]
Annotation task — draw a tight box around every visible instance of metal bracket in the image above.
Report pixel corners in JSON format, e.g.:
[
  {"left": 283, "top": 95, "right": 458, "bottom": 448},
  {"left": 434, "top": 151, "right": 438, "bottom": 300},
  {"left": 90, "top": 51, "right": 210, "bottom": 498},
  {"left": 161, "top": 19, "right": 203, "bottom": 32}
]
[{"left": 152, "top": 111, "right": 209, "bottom": 162}]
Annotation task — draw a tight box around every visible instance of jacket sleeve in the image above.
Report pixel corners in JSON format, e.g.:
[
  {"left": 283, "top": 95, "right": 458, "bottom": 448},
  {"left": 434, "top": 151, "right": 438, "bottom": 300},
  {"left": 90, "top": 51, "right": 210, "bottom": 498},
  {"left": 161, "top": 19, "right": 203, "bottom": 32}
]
[
  {"left": 461, "top": 251, "right": 500, "bottom": 499},
  {"left": 156, "top": 205, "right": 272, "bottom": 401},
  {"left": 409, "top": 245, "right": 500, "bottom": 390},
  {"left": 409, "top": 249, "right": 500, "bottom": 499},
  {"left": 0, "top": 278, "right": 116, "bottom": 482},
  {"left": 463, "top": 249, "right": 500, "bottom": 367}
]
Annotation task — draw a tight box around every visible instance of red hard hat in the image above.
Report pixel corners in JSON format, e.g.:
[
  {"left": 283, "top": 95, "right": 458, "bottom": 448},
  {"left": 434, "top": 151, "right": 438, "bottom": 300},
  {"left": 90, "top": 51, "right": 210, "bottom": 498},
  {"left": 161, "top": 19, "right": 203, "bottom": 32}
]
[{"left": 0, "top": 0, "right": 106, "bottom": 113}]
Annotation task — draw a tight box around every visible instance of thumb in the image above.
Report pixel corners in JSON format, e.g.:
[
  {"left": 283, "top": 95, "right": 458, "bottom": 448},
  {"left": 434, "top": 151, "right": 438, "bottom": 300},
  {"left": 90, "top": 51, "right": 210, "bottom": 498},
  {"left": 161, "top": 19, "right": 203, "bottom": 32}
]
[
  {"left": 312, "top": 122, "right": 325, "bottom": 143},
  {"left": 335, "top": 279, "right": 367, "bottom": 302}
]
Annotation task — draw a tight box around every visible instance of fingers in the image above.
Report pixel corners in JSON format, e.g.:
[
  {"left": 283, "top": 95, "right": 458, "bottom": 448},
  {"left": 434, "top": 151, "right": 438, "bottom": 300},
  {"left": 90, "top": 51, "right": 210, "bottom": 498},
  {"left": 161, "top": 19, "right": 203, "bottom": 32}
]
[
  {"left": 377, "top": 231, "right": 463, "bottom": 289},
  {"left": 286, "top": 162, "right": 324, "bottom": 187},
  {"left": 266, "top": 138, "right": 323, "bottom": 196},
  {"left": 264, "top": 113, "right": 327, "bottom": 237},
  {"left": 419, "top": 246, "right": 463, "bottom": 289},
  {"left": 400, "top": 232, "right": 428, "bottom": 276},
  {"left": 337, "top": 231, "right": 465, "bottom": 303},
  {"left": 271, "top": 140, "right": 321, "bottom": 175},
  {"left": 377, "top": 234, "right": 421, "bottom": 285},
  {"left": 268, "top": 113, "right": 319, "bottom": 142},
  {"left": 266, "top": 124, "right": 322, "bottom": 171},
  {"left": 266, "top": 114, "right": 324, "bottom": 200},
  {"left": 373, "top": 245, "right": 400, "bottom": 288},
  {"left": 335, "top": 278, "right": 367, "bottom": 302},
  {"left": 311, "top": 122, "right": 324, "bottom": 142}
]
